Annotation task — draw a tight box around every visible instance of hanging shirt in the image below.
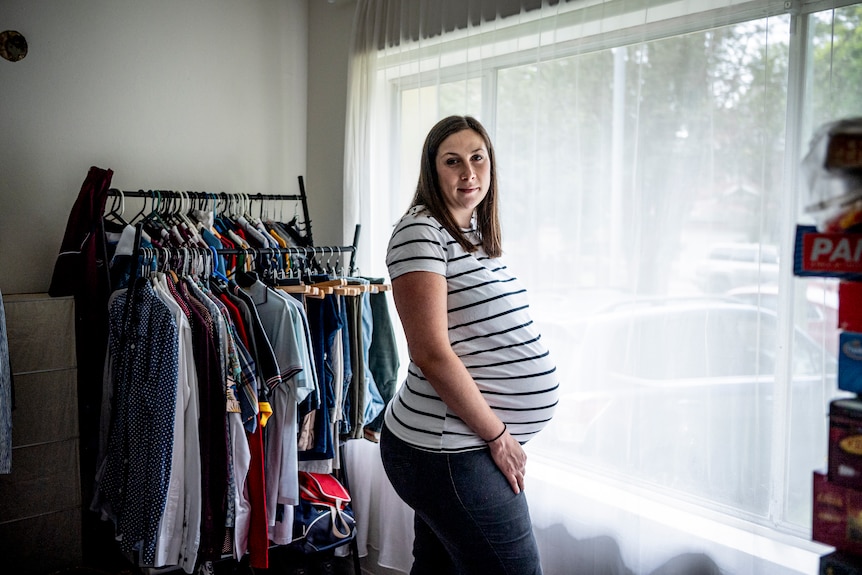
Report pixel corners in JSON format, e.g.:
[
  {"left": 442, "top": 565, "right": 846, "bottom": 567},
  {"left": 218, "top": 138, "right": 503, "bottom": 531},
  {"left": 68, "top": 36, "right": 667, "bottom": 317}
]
[
  {"left": 299, "top": 287, "right": 342, "bottom": 462},
  {"left": 152, "top": 275, "right": 201, "bottom": 574},
  {"left": 98, "top": 278, "right": 179, "bottom": 565},
  {"left": 364, "top": 278, "right": 401, "bottom": 437},
  {"left": 0, "top": 289, "right": 11, "bottom": 474},
  {"left": 239, "top": 280, "right": 308, "bottom": 544},
  {"left": 177, "top": 280, "right": 228, "bottom": 561}
]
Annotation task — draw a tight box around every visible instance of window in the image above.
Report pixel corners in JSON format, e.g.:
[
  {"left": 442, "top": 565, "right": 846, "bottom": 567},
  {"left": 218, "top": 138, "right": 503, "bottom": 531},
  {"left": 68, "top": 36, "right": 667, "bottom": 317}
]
[{"left": 363, "top": 0, "right": 862, "bottom": 548}]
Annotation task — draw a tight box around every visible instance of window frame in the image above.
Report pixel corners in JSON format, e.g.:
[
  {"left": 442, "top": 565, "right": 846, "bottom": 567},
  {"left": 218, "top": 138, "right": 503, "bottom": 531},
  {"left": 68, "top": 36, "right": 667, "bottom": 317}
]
[{"left": 368, "top": 0, "right": 860, "bottom": 552}]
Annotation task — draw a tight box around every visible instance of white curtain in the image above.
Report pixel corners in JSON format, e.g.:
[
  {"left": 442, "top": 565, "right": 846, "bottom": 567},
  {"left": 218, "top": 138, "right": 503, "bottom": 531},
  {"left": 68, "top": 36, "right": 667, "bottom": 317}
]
[{"left": 342, "top": 1, "right": 862, "bottom": 574}]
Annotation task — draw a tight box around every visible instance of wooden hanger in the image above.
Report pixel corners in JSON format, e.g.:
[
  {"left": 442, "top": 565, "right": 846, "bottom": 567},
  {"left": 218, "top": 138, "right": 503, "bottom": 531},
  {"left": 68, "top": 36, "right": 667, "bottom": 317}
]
[
  {"left": 276, "top": 283, "right": 324, "bottom": 298},
  {"left": 310, "top": 278, "right": 346, "bottom": 287},
  {"left": 304, "top": 286, "right": 326, "bottom": 299},
  {"left": 308, "top": 278, "right": 346, "bottom": 295},
  {"left": 333, "top": 285, "right": 362, "bottom": 296}
]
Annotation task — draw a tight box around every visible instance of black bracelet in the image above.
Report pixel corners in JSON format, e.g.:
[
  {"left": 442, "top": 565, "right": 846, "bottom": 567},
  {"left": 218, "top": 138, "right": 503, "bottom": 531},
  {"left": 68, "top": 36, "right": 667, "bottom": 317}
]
[{"left": 486, "top": 423, "right": 507, "bottom": 443}]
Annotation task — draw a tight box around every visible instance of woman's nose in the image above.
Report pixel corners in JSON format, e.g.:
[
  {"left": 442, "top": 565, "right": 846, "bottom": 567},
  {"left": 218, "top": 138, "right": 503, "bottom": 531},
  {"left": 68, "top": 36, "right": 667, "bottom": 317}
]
[{"left": 461, "top": 166, "right": 474, "bottom": 180}]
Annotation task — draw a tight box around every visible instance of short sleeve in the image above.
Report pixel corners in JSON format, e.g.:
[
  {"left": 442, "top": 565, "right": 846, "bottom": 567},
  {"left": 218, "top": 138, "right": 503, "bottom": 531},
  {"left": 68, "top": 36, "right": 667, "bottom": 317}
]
[{"left": 385, "top": 210, "right": 449, "bottom": 280}]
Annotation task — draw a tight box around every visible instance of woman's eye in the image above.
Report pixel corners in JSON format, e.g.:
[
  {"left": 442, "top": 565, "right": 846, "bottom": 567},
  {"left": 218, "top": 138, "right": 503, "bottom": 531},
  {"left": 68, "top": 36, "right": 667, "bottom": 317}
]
[
  {"left": 445, "top": 158, "right": 459, "bottom": 166},
  {"left": 472, "top": 154, "right": 484, "bottom": 162}
]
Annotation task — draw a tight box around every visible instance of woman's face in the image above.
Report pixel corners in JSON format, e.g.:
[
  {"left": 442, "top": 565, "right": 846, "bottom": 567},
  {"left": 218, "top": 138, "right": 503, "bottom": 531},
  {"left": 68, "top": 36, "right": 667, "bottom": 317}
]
[{"left": 435, "top": 128, "right": 491, "bottom": 228}]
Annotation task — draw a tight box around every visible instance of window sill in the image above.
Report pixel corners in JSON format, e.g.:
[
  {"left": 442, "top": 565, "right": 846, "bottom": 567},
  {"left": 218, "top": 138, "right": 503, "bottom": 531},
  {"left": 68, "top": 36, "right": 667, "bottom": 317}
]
[{"left": 526, "top": 456, "right": 833, "bottom": 574}]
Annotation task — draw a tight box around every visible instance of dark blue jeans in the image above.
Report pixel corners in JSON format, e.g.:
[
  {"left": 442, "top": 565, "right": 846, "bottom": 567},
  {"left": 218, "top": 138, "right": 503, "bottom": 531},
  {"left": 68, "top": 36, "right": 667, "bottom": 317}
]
[{"left": 380, "top": 423, "right": 542, "bottom": 575}]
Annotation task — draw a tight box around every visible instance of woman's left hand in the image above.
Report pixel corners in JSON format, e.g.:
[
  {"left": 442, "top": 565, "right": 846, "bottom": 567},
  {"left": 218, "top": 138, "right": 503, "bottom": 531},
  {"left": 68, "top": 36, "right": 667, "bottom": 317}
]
[{"left": 488, "top": 430, "right": 527, "bottom": 494}]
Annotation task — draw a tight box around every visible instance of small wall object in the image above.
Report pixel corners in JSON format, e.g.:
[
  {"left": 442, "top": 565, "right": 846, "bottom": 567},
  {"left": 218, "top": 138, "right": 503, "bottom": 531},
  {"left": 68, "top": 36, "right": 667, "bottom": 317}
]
[{"left": 0, "top": 30, "right": 28, "bottom": 62}]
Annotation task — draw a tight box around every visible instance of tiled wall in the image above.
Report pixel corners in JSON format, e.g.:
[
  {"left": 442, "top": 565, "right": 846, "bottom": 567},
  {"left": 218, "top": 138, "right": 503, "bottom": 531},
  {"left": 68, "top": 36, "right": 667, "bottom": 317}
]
[{"left": 0, "top": 293, "right": 81, "bottom": 574}]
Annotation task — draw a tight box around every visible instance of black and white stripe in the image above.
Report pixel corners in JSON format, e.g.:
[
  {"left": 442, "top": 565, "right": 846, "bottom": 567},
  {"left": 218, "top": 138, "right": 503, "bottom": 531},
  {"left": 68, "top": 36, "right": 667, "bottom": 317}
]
[{"left": 384, "top": 206, "right": 559, "bottom": 452}]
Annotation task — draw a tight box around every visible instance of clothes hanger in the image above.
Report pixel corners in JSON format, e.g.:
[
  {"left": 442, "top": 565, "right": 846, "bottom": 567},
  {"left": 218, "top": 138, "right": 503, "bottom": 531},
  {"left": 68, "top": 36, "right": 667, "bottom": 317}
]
[
  {"left": 242, "top": 192, "right": 255, "bottom": 221},
  {"left": 192, "top": 246, "right": 209, "bottom": 283},
  {"left": 160, "top": 194, "right": 187, "bottom": 247},
  {"left": 308, "top": 248, "right": 346, "bottom": 294},
  {"left": 213, "top": 193, "right": 231, "bottom": 233},
  {"left": 140, "top": 246, "right": 158, "bottom": 279},
  {"left": 208, "top": 245, "right": 229, "bottom": 283},
  {"left": 160, "top": 193, "right": 178, "bottom": 226},
  {"left": 235, "top": 248, "right": 261, "bottom": 288},
  {"left": 274, "top": 250, "right": 303, "bottom": 286},
  {"left": 192, "top": 192, "right": 218, "bottom": 231},
  {"left": 140, "top": 191, "right": 170, "bottom": 240},
  {"left": 277, "top": 282, "right": 315, "bottom": 295},
  {"left": 104, "top": 189, "right": 130, "bottom": 227},
  {"left": 276, "top": 248, "right": 323, "bottom": 297},
  {"left": 265, "top": 246, "right": 286, "bottom": 283},
  {"left": 165, "top": 192, "right": 185, "bottom": 228},
  {"left": 333, "top": 284, "right": 363, "bottom": 296},
  {"left": 175, "top": 190, "right": 209, "bottom": 249},
  {"left": 166, "top": 246, "right": 180, "bottom": 284},
  {"left": 130, "top": 189, "right": 151, "bottom": 224}
]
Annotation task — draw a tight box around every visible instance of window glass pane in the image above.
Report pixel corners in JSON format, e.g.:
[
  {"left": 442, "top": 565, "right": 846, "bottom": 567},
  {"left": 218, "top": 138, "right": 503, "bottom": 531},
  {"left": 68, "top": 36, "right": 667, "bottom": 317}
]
[
  {"left": 385, "top": 1, "right": 862, "bottom": 536},
  {"left": 398, "top": 79, "right": 483, "bottom": 210},
  {"left": 496, "top": 16, "right": 810, "bottom": 519},
  {"left": 784, "top": 3, "right": 862, "bottom": 527},
  {"left": 809, "top": 6, "right": 862, "bottom": 134}
]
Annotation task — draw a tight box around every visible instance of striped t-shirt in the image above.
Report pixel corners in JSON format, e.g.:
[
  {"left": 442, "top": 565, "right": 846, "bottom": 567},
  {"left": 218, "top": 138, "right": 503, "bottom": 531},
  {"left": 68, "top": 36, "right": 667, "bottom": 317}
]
[{"left": 384, "top": 206, "right": 559, "bottom": 452}]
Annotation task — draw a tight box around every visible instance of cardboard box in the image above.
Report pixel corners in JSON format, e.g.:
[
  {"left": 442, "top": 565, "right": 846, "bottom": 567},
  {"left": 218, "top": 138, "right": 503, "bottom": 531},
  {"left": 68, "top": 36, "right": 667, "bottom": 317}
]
[
  {"left": 831, "top": 399, "right": 862, "bottom": 489},
  {"left": 794, "top": 225, "right": 862, "bottom": 279},
  {"left": 820, "top": 550, "right": 862, "bottom": 574},
  {"left": 839, "top": 332, "right": 862, "bottom": 393},
  {"left": 826, "top": 131, "right": 862, "bottom": 172},
  {"left": 814, "top": 471, "right": 862, "bottom": 554},
  {"left": 841, "top": 282, "right": 862, "bottom": 332}
]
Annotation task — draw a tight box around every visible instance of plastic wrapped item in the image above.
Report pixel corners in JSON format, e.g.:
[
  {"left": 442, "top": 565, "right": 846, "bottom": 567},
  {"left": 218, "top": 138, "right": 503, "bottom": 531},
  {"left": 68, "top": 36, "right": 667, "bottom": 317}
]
[{"left": 801, "top": 117, "right": 862, "bottom": 232}]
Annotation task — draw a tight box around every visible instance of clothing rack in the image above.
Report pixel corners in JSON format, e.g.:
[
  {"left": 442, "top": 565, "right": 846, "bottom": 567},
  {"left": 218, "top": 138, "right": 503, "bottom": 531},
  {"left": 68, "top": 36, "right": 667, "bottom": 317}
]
[
  {"left": 106, "top": 179, "right": 360, "bottom": 278},
  {"left": 125, "top": 226, "right": 361, "bottom": 280},
  {"left": 108, "top": 174, "right": 316, "bottom": 244},
  {"left": 104, "top": 179, "right": 364, "bottom": 575}
]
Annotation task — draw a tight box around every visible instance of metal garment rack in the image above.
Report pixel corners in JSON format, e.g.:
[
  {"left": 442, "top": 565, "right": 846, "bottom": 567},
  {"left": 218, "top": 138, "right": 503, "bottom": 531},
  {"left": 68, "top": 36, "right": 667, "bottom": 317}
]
[
  {"left": 108, "top": 174, "right": 316, "bottom": 244},
  {"left": 107, "top": 176, "right": 360, "bottom": 276},
  {"left": 105, "top": 178, "right": 363, "bottom": 575}
]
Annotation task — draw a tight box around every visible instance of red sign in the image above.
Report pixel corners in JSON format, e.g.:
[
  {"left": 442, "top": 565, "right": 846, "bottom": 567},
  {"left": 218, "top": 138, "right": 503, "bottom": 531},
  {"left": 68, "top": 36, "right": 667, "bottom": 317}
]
[{"left": 800, "top": 232, "right": 862, "bottom": 273}]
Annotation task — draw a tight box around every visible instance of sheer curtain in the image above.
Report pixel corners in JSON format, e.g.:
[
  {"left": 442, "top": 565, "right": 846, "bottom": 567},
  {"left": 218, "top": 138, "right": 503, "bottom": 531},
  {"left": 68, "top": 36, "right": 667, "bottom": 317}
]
[{"left": 342, "top": 1, "right": 862, "bottom": 574}]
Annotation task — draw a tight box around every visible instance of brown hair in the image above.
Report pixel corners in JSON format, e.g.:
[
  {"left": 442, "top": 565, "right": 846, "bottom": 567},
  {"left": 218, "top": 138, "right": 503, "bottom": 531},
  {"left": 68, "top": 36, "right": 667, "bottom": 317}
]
[{"left": 408, "top": 115, "right": 502, "bottom": 258}]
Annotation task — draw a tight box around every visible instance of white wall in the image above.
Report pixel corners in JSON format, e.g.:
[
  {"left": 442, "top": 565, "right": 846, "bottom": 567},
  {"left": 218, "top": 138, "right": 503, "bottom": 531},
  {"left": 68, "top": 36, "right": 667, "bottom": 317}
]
[
  {"left": 0, "top": 0, "right": 309, "bottom": 295},
  {"left": 307, "top": 0, "right": 356, "bottom": 250}
]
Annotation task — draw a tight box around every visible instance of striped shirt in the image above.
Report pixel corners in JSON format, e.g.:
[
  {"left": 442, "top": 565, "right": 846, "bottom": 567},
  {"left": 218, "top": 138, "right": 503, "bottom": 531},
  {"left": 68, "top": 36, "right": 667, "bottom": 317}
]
[{"left": 384, "top": 206, "right": 559, "bottom": 452}]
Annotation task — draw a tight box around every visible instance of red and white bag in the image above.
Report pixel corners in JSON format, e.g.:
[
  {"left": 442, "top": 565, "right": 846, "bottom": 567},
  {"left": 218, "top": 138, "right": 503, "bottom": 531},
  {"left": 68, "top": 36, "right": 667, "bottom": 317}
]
[
  {"left": 299, "top": 471, "right": 351, "bottom": 510},
  {"left": 292, "top": 471, "right": 355, "bottom": 552}
]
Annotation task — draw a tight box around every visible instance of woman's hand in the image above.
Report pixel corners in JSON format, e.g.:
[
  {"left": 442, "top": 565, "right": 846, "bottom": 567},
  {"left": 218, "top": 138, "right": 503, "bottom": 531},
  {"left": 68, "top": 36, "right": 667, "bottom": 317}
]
[{"left": 488, "top": 431, "right": 527, "bottom": 494}]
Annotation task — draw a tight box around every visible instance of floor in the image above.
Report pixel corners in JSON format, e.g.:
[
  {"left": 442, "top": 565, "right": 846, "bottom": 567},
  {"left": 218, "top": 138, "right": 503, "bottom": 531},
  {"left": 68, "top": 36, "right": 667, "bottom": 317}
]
[
  {"left": 50, "top": 548, "right": 362, "bottom": 575},
  {"left": 56, "top": 518, "right": 365, "bottom": 575},
  {"left": 253, "top": 548, "right": 361, "bottom": 575}
]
